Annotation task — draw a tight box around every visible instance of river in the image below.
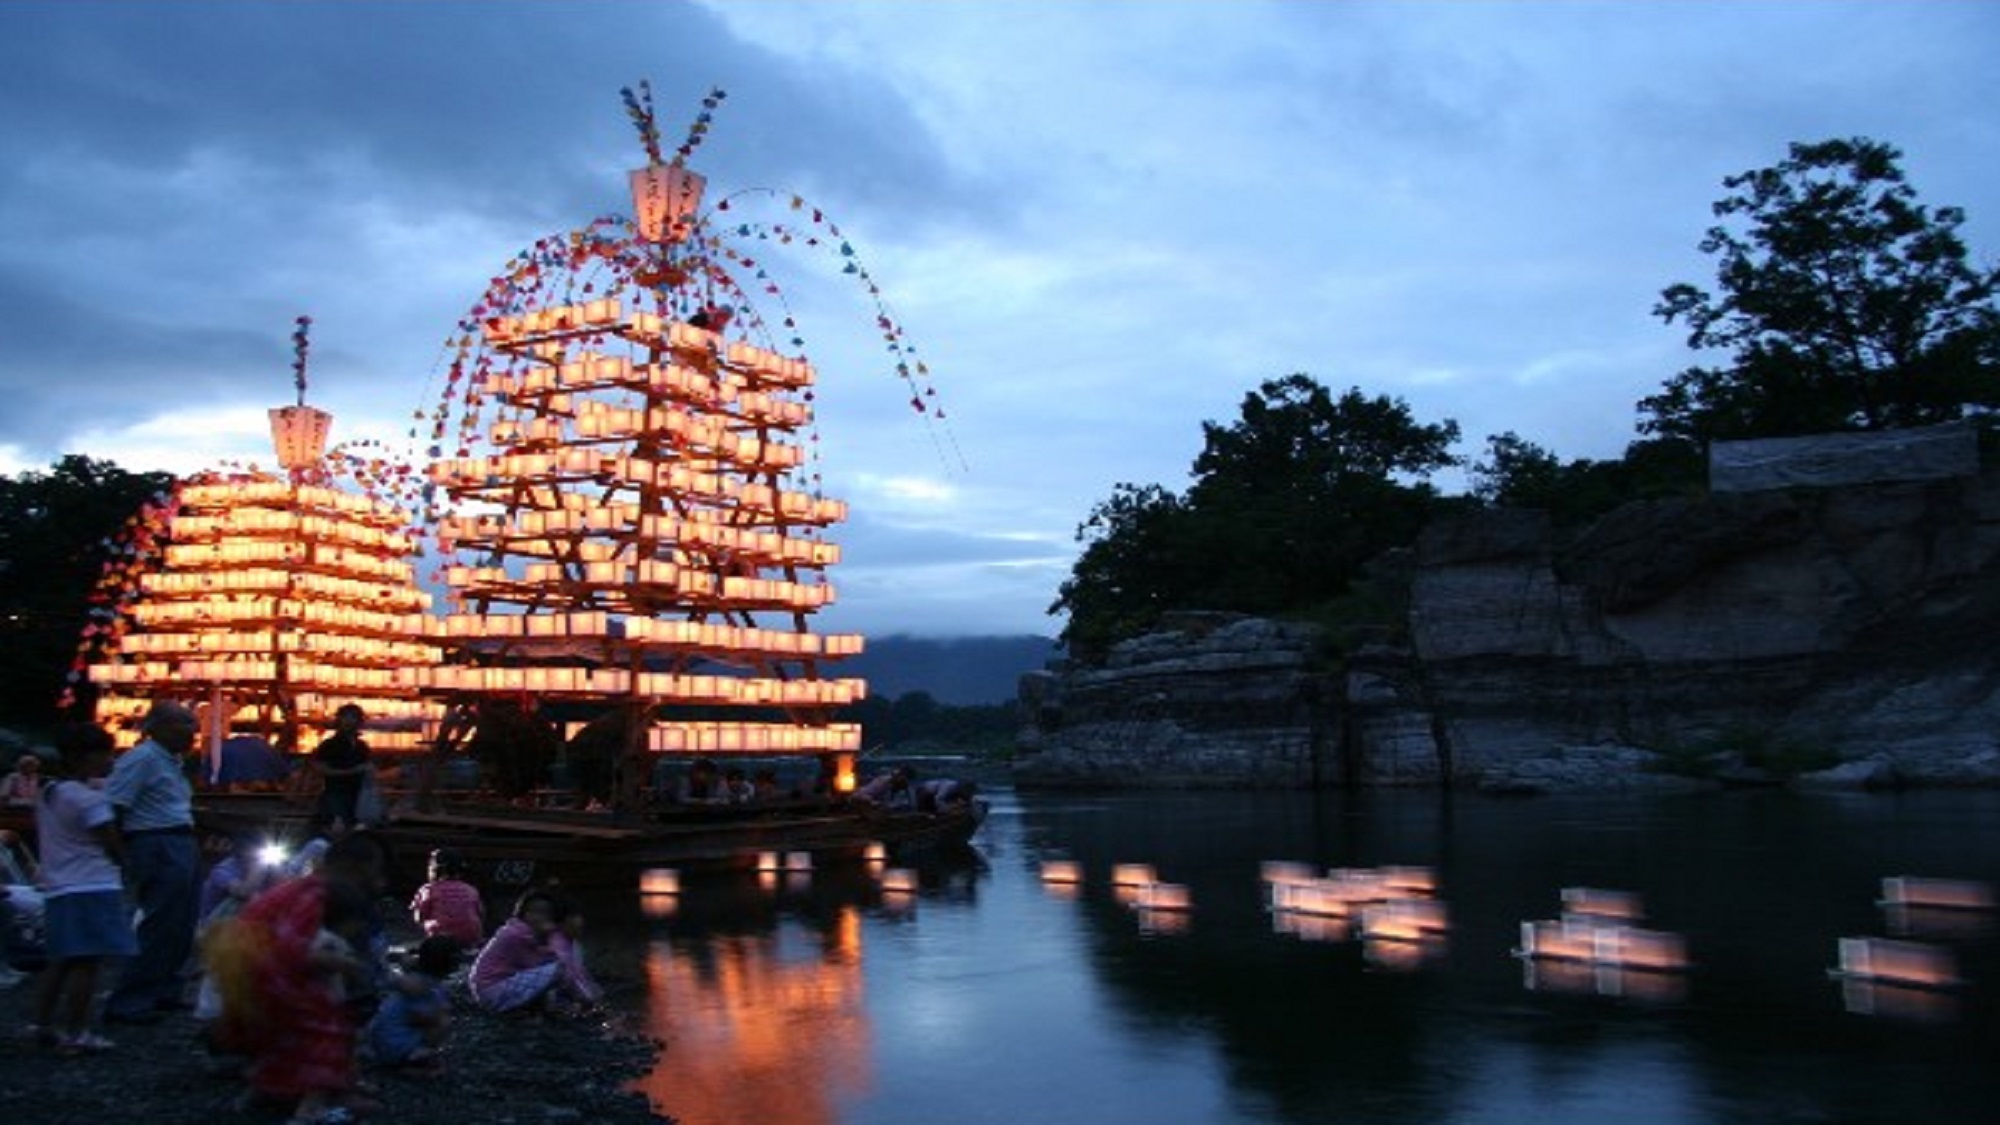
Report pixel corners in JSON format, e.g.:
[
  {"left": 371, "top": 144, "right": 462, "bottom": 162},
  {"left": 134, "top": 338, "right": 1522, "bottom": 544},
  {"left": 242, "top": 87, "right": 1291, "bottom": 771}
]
[{"left": 566, "top": 786, "right": 2000, "bottom": 1125}]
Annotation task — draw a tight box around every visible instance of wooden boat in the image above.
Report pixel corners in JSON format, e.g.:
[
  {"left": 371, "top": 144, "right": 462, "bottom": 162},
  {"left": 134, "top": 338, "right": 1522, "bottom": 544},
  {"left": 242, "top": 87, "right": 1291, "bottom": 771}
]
[{"left": 194, "top": 787, "right": 986, "bottom": 890}]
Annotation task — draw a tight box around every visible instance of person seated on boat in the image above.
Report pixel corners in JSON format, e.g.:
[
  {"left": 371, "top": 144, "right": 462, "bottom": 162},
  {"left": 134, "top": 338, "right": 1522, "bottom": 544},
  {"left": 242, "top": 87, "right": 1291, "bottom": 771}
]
[
  {"left": 751, "top": 767, "right": 783, "bottom": 803},
  {"left": 721, "top": 766, "right": 755, "bottom": 804},
  {"left": 2, "top": 751, "right": 44, "bottom": 807},
  {"left": 468, "top": 888, "right": 599, "bottom": 1017},
  {"left": 809, "top": 754, "right": 842, "bottom": 800},
  {"left": 851, "top": 766, "right": 915, "bottom": 811},
  {"left": 409, "top": 848, "right": 485, "bottom": 948},
  {"left": 309, "top": 704, "right": 372, "bottom": 833},
  {"left": 670, "top": 758, "right": 730, "bottom": 806},
  {"left": 913, "top": 778, "right": 979, "bottom": 815}
]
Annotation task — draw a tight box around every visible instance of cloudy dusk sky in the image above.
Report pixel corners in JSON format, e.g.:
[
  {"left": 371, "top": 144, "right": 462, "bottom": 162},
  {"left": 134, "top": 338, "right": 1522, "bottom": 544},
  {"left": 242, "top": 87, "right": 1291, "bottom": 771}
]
[{"left": 3, "top": 2, "right": 1996, "bottom": 640}]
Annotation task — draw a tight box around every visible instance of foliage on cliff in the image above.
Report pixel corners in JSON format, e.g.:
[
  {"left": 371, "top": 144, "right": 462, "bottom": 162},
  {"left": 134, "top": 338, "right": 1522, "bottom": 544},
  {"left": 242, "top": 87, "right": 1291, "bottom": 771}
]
[
  {"left": 1051, "top": 375, "right": 1460, "bottom": 660},
  {"left": 1644, "top": 137, "right": 2000, "bottom": 443},
  {"left": 1059, "top": 136, "right": 2000, "bottom": 653}
]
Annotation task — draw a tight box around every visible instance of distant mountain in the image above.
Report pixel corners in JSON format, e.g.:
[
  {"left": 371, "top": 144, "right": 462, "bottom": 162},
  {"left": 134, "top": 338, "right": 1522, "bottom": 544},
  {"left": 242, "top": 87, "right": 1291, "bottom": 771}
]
[{"left": 847, "top": 634, "right": 1064, "bottom": 705}]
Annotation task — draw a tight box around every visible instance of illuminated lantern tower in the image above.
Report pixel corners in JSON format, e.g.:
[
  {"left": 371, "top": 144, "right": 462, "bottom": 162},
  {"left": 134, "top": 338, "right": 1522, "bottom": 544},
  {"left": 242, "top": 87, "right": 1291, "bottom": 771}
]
[
  {"left": 419, "top": 86, "right": 897, "bottom": 809},
  {"left": 88, "top": 318, "right": 444, "bottom": 766}
]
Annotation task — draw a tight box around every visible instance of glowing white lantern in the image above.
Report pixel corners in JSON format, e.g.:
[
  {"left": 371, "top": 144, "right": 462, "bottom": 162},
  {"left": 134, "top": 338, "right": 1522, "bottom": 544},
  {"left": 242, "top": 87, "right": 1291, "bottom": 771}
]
[
  {"left": 269, "top": 405, "right": 334, "bottom": 470},
  {"left": 1112, "top": 863, "right": 1156, "bottom": 888},
  {"left": 629, "top": 163, "right": 706, "bottom": 244}
]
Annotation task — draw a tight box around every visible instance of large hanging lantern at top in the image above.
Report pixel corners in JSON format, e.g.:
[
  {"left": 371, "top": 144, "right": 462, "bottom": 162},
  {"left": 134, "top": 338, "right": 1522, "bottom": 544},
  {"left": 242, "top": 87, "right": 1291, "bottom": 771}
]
[
  {"left": 630, "top": 163, "right": 706, "bottom": 246},
  {"left": 269, "top": 404, "right": 334, "bottom": 471},
  {"left": 270, "top": 315, "right": 332, "bottom": 472}
]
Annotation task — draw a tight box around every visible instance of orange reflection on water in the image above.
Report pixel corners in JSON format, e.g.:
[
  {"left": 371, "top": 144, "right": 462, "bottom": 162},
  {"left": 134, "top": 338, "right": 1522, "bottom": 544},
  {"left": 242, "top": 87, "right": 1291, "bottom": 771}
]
[
  {"left": 1520, "top": 957, "right": 1689, "bottom": 1004},
  {"left": 1363, "top": 934, "right": 1447, "bottom": 972},
  {"left": 1838, "top": 978, "right": 1961, "bottom": 1023},
  {"left": 634, "top": 908, "right": 872, "bottom": 1125}
]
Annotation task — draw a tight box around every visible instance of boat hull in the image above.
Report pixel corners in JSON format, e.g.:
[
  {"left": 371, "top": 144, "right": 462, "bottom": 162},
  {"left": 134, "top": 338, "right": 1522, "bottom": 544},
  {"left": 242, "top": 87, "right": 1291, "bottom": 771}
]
[{"left": 194, "top": 791, "right": 986, "bottom": 890}]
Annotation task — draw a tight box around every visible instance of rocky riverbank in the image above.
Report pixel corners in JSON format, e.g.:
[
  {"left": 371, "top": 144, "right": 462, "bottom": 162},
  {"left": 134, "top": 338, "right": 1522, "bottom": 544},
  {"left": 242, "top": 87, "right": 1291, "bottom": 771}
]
[
  {"left": 0, "top": 948, "right": 672, "bottom": 1125},
  {"left": 1017, "top": 469, "right": 2000, "bottom": 792}
]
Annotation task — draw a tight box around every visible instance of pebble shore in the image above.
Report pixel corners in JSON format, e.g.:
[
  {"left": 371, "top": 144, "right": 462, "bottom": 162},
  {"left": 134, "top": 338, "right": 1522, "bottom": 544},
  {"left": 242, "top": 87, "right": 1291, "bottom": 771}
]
[{"left": 0, "top": 949, "right": 673, "bottom": 1124}]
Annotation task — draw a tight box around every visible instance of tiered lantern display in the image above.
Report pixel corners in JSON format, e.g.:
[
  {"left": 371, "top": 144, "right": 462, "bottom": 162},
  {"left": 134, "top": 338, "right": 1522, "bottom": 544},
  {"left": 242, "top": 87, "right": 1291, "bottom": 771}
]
[
  {"left": 424, "top": 296, "right": 866, "bottom": 785},
  {"left": 415, "top": 86, "right": 895, "bottom": 805},
  {"left": 89, "top": 321, "right": 444, "bottom": 757}
]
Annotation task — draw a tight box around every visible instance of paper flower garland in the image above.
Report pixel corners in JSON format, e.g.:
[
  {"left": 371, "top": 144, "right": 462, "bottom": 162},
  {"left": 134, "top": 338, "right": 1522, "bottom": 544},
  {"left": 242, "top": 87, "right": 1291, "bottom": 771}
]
[
  {"left": 58, "top": 485, "right": 181, "bottom": 710},
  {"left": 411, "top": 82, "right": 959, "bottom": 537},
  {"left": 622, "top": 82, "right": 728, "bottom": 168},
  {"left": 291, "top": 314, "right": 313, "bottom": 405}
]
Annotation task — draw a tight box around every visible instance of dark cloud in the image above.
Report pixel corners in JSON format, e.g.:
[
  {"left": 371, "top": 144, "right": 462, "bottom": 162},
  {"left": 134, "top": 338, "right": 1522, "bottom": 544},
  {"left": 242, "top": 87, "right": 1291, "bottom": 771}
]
[
  {"left": 0, "top": 268, "right": 278, "bottom": 445},
  {"left": 0, "top": 1, "right": 987, "bottom": 454}
]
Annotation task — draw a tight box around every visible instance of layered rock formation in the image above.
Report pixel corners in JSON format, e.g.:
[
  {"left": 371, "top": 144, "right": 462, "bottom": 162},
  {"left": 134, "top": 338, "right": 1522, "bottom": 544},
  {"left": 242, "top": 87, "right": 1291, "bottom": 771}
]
[{"left": 1015, "top": 470, "right": 2000, "bottom": 791}]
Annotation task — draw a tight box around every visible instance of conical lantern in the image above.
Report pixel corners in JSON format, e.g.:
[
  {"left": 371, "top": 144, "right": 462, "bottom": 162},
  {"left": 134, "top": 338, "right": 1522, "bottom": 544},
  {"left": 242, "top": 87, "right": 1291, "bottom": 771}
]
[{"left": 629, "top": 163, "right": 706, "bottom": 245}]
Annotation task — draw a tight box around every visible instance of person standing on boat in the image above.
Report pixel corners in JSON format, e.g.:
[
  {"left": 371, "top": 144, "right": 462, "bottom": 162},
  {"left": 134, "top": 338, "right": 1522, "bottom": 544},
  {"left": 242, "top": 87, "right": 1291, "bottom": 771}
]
[
  {"left": 101, "top": 700, "right": 200, "bottom": 1025},
  {"left": 311, "top": 704, "right": 371, "bottom": 832}
]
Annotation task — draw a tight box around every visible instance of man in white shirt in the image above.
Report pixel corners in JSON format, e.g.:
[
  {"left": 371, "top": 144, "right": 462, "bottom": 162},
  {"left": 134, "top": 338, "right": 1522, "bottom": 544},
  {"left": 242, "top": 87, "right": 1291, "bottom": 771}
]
[{"left": 101, "top": 701, "right": 200, "bottom": 1025}]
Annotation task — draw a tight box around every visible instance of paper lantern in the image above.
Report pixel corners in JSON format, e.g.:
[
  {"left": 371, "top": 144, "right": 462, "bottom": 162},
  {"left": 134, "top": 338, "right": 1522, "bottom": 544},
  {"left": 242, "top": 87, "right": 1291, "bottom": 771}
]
[
  {"left": 630, "top": 163, "right": 706, "bottom": 244},
  {"left": 269, "top": 405, "right": 334, "bottom": 470}
]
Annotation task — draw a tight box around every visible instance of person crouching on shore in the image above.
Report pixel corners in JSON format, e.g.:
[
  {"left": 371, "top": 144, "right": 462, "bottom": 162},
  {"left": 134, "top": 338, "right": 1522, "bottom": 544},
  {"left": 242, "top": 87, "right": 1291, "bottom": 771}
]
[
  {"left": 367, "top": 934, "right": 460, "bottom": 1073},
  {"left": 468, "top": 888, "right": 597, "bottom": 1017}
]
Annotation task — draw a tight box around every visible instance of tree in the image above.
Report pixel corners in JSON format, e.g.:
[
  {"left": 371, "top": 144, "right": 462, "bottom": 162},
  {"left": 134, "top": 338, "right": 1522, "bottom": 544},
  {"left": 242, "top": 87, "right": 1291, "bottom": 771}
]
[
  {"left": 1188, "top": 375, "right": 1459, "bottom": 611},
  {"left": 1469, "top": 432, "right": 1564, "bottom": 508},
  {"left": 0, "top": 456, "right": 176, "bottom": 729},
  {"left": 1643, "top": 137, "right": 2000, "bottom": 444},
  {"left": 1471, "top": 432, "right": 1705, "bottom": 527},
  {"left": 1049, "top": 483, "right": 1198, "bottom": 661},
  {"left": 1051, "top": 375, "right": 1460, "bottom": 659}
]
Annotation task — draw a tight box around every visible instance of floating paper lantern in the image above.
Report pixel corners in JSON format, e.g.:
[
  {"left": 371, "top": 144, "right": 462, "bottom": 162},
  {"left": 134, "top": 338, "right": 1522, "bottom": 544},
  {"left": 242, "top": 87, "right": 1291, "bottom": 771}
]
[{"left": 1040, "top": 860, "right": 1083, "bottom": 885}]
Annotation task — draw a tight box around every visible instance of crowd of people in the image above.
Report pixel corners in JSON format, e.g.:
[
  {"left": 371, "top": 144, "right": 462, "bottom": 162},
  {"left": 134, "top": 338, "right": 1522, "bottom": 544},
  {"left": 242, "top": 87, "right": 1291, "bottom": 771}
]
[
  {"left": 5, "top": 700, "right": 608, "bottom": 1125},
  {"left": 659, "top": 754, "right": 980, "bottom": 816},
  {"left": 2, "top": 696, "right": 985, "bottom": 1123}
]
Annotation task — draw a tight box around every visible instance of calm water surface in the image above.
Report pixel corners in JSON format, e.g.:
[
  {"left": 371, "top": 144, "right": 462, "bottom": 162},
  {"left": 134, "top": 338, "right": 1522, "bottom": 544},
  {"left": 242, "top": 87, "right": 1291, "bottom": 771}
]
[{"left": 573, "top": 787, "right": 2000, "bottom": 1125}]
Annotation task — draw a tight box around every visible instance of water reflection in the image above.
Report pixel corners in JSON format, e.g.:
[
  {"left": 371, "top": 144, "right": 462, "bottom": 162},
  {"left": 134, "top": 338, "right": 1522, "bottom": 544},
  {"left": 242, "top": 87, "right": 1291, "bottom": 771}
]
[
  {"left": 582, "top": 789, "right": 2000, "bottom": 1124},
  {"left": 632, "top": 911, "right": 871, "bottom": 1125}
]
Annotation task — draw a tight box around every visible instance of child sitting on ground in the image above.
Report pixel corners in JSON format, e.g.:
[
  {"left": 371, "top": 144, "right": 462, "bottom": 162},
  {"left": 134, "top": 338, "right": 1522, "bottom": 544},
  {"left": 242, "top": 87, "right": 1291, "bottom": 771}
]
[
  {"left": 408, "top": 848, "right": 484, "bottom": 948},
  {"left": 367, "top": 934, "right": 459, "bottom": 1072}
]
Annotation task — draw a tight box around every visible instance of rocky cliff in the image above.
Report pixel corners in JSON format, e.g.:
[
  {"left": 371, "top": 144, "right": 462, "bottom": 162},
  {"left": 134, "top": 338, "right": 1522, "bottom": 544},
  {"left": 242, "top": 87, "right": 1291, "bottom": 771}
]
[{"left": 1014, "top": 471, "right": 2000, "bottom": 790}]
